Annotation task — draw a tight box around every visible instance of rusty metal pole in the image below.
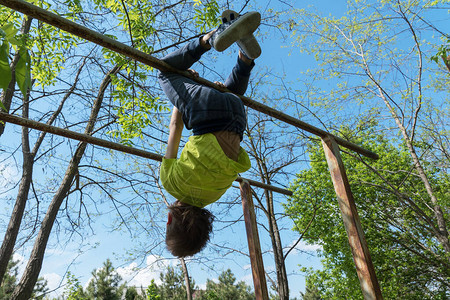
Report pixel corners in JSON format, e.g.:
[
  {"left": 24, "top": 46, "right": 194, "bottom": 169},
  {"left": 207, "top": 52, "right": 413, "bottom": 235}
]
[
  {"left": 321, "top": 135, "right": 383, "bottom": 300},
  {"left": 240, "top": 180, "right": 269, "bottom": 300}
]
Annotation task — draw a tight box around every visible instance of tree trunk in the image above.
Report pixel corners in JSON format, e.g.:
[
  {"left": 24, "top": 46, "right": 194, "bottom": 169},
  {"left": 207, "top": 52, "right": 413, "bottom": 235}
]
[
  {"left": 0, "top": 58, "right": 85, "bottom": 285},
  {"left": 265, "top": 188, "right": 289, "bottom": 300},
  {"left": 368, "top": 70, "right": 450, "bottom": 255},
  {"left": 0, "top": 17, "right": 33, "bottom": 285},
  {"left": 246, "top": 123, "right": 290, "bottom": 300},
  {"left": 180, "top": 258, "right": 192, "bottom": 300},
  {"left": 11, "top": 66, "right": 119, "bottom": 300},
  {"left": 0, "top": 116, "right": 33, "bottom": 285}
]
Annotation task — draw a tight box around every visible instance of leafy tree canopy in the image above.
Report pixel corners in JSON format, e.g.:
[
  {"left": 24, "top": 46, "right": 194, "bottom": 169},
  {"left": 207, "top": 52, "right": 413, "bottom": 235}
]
[
  {"left": 197, "top": 269, "right": 254, "bottom": 300},
  {"left": 286, "top": 123, "right": 449, "bottom": 299}
]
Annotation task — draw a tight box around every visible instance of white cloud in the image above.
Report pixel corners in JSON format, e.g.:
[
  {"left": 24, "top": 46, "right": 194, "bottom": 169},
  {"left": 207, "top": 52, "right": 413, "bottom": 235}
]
[
  {"left": 12, "top": 253, "right": 26, "bottom": 275},
  {"left": 288, "top": 240, "right": 322, "bottom": 253},
  {"left": 240, "top": 273, "right": 254, "bottom": 286},
  {"left": 0, "top": 160, "right": 19, "bottom": 192},
  {"left": 42, "top": 273, "right": 63, "bottom": 292},
  {"left": 116, "top": 255, "right": 176, "bottom": 288}
]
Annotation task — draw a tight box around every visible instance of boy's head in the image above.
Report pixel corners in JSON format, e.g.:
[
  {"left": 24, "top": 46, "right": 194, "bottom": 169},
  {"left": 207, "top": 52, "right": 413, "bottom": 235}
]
[{"left": 166, "top": 200, "right": 214, "bottom": 257}]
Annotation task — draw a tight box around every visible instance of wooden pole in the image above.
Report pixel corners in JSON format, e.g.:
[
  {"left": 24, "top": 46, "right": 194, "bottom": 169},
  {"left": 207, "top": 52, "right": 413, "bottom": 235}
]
[
  {"left": 240, "top": 180, "right": 269, "bottom": 300},
  {"left": 0, "top": 0, "right": 379, "bottom": 160},
  {"left": 321, "top": 136, "right": 383, "bottom": 300},
  {"left": 0, "top": 112, "right": 292, "bottom": 196}
]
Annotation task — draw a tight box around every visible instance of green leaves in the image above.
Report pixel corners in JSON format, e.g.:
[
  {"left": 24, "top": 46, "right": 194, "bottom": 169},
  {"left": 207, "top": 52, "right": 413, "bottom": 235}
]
[
  {"left": 0, "top": 23, "right": 32, "bottom": 98},
  {"left": 32, "top": 24, "right": 76, "bottom": 88},
  {"left": 286, "top": 124, "right": 449, "bottom": 298},
  {"left": 64, "top": 271, "right": 87, "bottom": 300},
  {"left": 0, "top": 39, "right": 12, "bottom": 91},
  {"left": 193, "top": 0, "right": 220, "bottom": 32},
  {"left": 431, "top": 36, "right": 450, "bottom": 65},
  {"left": 146, "top": 280, "right": 161, "bottom": 300},
  {"left": 1, "top": 23, "right": 19, "bottom": 43},
  {"left": 15, "top": 47, "right": 31, "bottom": 97},
  {"left": 108, "top": 72, "right": 167, "bottom": 145}
]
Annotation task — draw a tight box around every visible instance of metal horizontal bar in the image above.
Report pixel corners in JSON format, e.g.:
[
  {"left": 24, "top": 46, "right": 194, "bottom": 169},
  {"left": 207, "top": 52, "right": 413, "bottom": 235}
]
[
  {"left": 0, "top": 112, "right": 293, "bottom": 196},
  {"left": 0, "top": 0, "right": 379, "bottom": 160}
]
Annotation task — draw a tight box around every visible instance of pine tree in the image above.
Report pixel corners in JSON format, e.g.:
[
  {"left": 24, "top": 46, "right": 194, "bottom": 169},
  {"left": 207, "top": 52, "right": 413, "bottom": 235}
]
[
  {"left": 157, "top": 266, "right": 192, "bottom": 300},
  {"left": 0, "top": 258, "right": 19, "bottom": 299},
  {"left": 146, "top": 280, "right": 161, "bottom": 300},
  {"left": 199, "top": 269, "right": 254, "bottom": 300},
  {"left": 0, "top": 256, "right": 49, "bottom": 299},
  {"left": 85, "top": 259, "right": 125, "bottom": 300}
]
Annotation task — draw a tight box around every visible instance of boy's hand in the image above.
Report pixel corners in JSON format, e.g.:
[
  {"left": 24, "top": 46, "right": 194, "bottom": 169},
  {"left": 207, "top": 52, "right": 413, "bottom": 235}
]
[
  {"left": 214, "top": 81, "right": 226, "bottom": 88},
  {"left": 187, "top": 69, "right": 199, "bottom": 77},
  {"left": 200, "top": 29, "right": 216, "bottom": 49}
]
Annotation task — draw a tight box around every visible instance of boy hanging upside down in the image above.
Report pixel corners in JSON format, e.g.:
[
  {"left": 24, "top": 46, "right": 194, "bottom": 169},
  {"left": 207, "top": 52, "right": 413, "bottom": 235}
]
[{"left": 158, "top": 10, "right": 261, "bottom": 257}]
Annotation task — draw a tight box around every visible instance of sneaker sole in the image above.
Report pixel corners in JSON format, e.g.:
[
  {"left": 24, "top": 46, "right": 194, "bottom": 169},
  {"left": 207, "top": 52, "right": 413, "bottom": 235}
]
[
  {"left": 214, "top": 11, "right": 261, "bottom": 52},
  {"left": 238, "top": 35, "right": 261, "bottom": 59},
  {"left": 222, "top": 10, "right": 261, "bottom": 59}
]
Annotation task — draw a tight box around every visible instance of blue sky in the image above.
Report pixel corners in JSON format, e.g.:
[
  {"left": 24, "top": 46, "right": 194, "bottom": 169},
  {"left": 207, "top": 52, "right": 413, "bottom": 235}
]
[
  {"left": 1, "top": 0, "right": 326, "bottom": 294},
  {"left": 1, "top": 0, "right": 448, "bottom": 298}
]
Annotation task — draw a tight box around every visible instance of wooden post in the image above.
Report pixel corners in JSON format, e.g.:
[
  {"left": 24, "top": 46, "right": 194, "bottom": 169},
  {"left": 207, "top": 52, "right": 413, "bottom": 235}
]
[
  {"left": 322, "top": 136, "right": 383, "bottom": 300},
  {"left": 240, "top": 180, "right": 269, "bottom": 300}
]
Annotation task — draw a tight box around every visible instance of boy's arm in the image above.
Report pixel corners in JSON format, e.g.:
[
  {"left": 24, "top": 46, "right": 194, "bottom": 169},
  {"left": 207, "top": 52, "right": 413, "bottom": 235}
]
[{"left": 165, "top": 106, "right": 184, "bottom": 159}]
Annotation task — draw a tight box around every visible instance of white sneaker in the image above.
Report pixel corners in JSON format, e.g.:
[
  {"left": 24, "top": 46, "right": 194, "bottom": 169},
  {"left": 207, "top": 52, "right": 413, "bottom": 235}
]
[
  {"left": 221, "top": 9, "right": 262, "bottom": 59},
  {"left": 209, "top": 11, "right": 261, "bottom": 53}
]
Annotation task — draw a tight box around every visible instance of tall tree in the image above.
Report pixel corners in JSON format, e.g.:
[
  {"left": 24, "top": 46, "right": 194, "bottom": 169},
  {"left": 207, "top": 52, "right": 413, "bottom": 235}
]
[
  {"left": 244, "top": 110, "right": 307, "bottom": 299},
  {"left": 10, "top": 64, "right": 120, "bottom": 299},
  {"left": 198, "top": 269, "right": 254, "bottom": 300},
  {"left": 286, "top": 125, "right": 449, "bottom": 298},
  {"left": 285, "top": 0, "right": 449, "bottom": 254},
  {"left": 0, "top": 15, "right": 33, "bottom": 284},
  {"left": 0, "top": 0, "right": 84, "bottom": 286},
  {"left": 156, "top": 266, "right": 196, "bottom": 300},
  {"left": 85, "top": 259, "right": 125, "bottom": 300},
  {"left": 280, "top": 1, "right": 449, "bottom": 298}
]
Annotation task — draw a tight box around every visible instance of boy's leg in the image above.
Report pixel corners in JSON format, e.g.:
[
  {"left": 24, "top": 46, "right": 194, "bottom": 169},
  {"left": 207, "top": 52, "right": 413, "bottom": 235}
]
[
  {"left": 189, "top": 51, "right": 254, "bottom": 138},
  {"left": 160, "top": 32, "right": 213, "bottom": 71},
  {"left": 158, "top": 27, "right": 256, "bottom": 134},
  {"left": 224, "top": 50, "right": 255, "bottom": 96},
  {"left": 158, "top": 33, "right": 213, "bottom": 120}
]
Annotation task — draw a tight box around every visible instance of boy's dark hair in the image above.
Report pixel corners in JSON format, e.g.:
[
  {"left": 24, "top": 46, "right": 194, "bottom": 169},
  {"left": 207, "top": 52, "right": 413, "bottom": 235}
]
[{"left": 166, "top": 201, "right": 214, "bottom": 257}]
